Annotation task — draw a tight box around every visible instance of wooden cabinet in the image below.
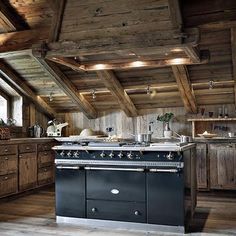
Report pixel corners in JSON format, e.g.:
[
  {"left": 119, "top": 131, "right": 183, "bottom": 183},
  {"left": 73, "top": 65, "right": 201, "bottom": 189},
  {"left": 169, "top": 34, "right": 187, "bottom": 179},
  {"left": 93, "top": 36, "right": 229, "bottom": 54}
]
[
  {"left": 0, "top": 144, "right": 18, "bottom": 197},
  {"left": 209, "top": 143, "right": 236, "bottom": 190},
  {"left": 38, "top": 166, "right": 54, "bottom": 186},
  {"left": 196, "top": 144, "right": 208, "bottom": 189},
  {"left": 19, "top": 152, "right": 37, "bottom": 191}
]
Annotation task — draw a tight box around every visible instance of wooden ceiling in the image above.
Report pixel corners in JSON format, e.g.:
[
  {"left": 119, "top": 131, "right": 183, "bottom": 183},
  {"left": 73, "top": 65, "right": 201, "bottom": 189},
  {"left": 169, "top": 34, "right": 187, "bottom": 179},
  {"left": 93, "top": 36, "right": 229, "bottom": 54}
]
[{"left": 0, "top": 0, "right": 235, "bottom": 118}]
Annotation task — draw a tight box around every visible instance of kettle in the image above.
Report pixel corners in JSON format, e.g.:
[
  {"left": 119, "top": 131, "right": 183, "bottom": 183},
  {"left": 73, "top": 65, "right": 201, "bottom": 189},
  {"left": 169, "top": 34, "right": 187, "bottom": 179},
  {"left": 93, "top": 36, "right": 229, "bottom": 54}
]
[{"left": 33, "top": 124, "right": 44, "bottom": 138}]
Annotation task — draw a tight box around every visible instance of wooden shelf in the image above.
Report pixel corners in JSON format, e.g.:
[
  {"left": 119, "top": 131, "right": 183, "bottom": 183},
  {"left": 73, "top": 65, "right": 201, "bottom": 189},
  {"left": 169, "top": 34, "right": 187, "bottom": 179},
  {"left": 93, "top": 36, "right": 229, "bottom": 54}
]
[{"left": 188, "top": 118, "right": 236, "bottom": 122}]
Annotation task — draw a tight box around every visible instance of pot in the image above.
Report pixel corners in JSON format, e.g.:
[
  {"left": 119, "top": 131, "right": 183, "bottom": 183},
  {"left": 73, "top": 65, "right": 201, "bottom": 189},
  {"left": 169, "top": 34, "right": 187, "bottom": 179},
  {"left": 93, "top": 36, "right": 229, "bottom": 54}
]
[
  {"left": 131, "top": 133, "right": 152, "bottom": 143},
  {"left": 180, "top": 135, "right": 192, "bottom": 143},
  {"left": 33, "top": 124, "right": 44, "bottom": 138}
]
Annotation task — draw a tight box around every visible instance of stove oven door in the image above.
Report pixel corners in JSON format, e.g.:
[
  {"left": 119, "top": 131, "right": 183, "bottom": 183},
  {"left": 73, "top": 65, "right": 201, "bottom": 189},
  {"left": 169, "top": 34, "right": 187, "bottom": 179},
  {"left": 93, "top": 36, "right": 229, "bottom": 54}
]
[
  {"left": 55, "top": 165, "right": 85, "bottom": 218},
  {"left": 85, "top": 166, "right": 146, "bottom": 223},
  {"left": 147, "top": 168, "right": 184, "bottom": 226}
]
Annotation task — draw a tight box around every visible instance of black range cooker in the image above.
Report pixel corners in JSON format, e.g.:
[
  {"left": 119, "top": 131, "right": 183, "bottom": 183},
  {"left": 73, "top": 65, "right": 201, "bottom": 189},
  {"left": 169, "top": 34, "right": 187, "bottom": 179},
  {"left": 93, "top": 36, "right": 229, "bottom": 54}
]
[{"left": 54, "top": 142, "right": 196, "bottom": 233}]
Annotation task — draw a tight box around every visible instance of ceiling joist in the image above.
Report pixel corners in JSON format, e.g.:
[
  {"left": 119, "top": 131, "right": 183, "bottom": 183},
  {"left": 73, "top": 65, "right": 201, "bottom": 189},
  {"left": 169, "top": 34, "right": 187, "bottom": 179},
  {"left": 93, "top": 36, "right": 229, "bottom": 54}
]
[
  {"left": 96, "top": 70, "right": 138, "bottom": 117},
  {"left": 0, "top": 60, "right": 55, "bottom": 118},
  {"left": 172, "top": 65, "right": 197, "bottom": 113},
  {"left": 31, "top": 56, "right": 97, "bottom": 119},
  {"left": 0, "top": 1, "right": 29, "bottom": 32},
  {"left": 49, "top": 0, "right": 67, "bottom": 42}
]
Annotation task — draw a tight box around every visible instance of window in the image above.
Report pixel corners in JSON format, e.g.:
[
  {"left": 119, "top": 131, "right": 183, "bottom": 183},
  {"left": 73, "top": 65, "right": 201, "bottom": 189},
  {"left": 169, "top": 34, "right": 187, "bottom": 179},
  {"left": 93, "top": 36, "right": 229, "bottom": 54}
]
[{"left": 0, "top": 95, "right": 8, "bottom": 123}]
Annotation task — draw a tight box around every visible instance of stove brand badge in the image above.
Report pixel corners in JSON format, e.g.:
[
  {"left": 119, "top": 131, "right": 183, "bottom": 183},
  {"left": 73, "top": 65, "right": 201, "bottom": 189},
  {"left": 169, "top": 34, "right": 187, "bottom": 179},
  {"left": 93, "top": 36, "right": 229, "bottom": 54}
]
[{"left": 111, "top": 189, "right": 119, "bottom": 195}]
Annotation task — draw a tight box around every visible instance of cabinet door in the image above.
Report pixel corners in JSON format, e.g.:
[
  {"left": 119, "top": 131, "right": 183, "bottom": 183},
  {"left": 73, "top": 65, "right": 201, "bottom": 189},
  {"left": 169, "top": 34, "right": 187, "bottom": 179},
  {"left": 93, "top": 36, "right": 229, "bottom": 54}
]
[
  {"left": 209, "top": 144, "right": 236, "bottom": 190},
  {"left": 0, "top": 173, "right": 18, "bottom": 197},
  {"left": 38, "top": 166, "right": 54, "bottom": 186},
  {"left": 19, "top": 153, "right": 37, "bottom": 191},
  {"left": 196, "top": 144, "right": 208, "bottom": 189},
  {"left": 0, "top": 155, "right": 17, "bottom": 175}
]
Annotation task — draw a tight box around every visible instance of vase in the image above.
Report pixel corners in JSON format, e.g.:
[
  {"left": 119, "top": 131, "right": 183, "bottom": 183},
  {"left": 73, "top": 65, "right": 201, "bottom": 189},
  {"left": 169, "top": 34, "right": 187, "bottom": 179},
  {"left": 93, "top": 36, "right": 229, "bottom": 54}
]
[{"left": 163, "top": 122, "right": 172, "bottom": 139}]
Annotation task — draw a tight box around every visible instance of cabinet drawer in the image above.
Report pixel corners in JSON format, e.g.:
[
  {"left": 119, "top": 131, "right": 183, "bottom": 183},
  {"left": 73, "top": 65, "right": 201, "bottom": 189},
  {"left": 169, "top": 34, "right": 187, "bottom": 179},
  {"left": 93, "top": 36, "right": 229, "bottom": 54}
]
[
  {"left": 0, "top": 145, "right": 17, "bottom": 156},
  {"left": 87, "top": 200, "right": 146, "bottom": 223},
  {"left": 38, "top": 166, "right": 54, "bottom": 186},
  {"left": 19, "top": 144, "right": 36, "bottom": 153},
  {"left": 86, "top": 169, "right": 145, "bottom": 202},
  {"left": 38, "top": 151, "right": 54, "bottom": 167},
  {"left": 38, "top": 143, "right": 54, "bottom": 152},
  {"left": 0, "top": 173, "right": 18, "bottom": 197},
  {"left": 0, "top": 155, "right": 17, "bottom": 175}
]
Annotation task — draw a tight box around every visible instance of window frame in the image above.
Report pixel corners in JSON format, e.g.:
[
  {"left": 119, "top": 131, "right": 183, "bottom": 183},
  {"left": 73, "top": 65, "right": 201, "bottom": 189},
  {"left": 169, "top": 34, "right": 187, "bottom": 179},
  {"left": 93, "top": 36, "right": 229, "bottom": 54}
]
[{"left": 0, "top": 88, "right": 12, "bottom": 122}]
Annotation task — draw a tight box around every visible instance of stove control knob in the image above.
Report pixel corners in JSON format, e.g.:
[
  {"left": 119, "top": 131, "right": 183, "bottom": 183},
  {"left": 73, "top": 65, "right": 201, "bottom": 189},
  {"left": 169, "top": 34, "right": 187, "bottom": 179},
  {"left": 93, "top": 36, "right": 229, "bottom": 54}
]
[
  {"left": 100, "top": 152, "right": 106, "bottom": 158},
  {"left": 166, "top": 152, "right": 174, "bottom": 160},
  {"left": 109, "top": 152, "right": 114, "bottom": 158},
  {"left": 127, "top": 151, "right": 133, "bottom": 159},
  {"left": 60, "top": 151, "right": 65, "bottom": 156},
  {"left": 118, "top": 152, "right": 123, "bottom": 159},
  {"left": 67, "top": 151, "right": 72, "bottom": 157},
  {"left": 74, "top": 151, "right": 79, "bottom": 158},
  {"left": 134, "top": 210, "right": 140, "bottom": 216}
]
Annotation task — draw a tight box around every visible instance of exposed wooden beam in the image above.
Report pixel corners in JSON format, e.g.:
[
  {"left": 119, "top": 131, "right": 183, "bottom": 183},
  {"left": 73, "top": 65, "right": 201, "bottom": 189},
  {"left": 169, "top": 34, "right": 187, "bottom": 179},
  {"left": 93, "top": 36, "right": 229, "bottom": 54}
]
[
  {"left": 31, "top": 56, "right": 97, "bottom": 119},
  {"left": 44, "top": 28, "right": 200, "bottom": 58},
  {"left": 0, "top": 1, "right": 29, "bottom": 32},
  {"left": 0, "top": 60, "right": 55, "bottom": 118},
  {"left": 0, "top": 28, "right": 49, "bottom": 54},
  {"left": 184, "top": 46, "right": 201, "bottom": 63},
  {"left": 49, "top": 0, "right": 66, "bottom": 42},
  {"left": 172, "top": 65, "right": 197, "bottom": 113},
  {"left": 96, "top": 70, "right": 138, "bottom": 117},
  {"left": 231, "top": 28, "right": 236, "bottom": 108},
  {"left": 48, "top": 51, "right": 209, "bottom": 71},
  {"left": 168, "top": 0, "right": 182, "bottom": 30}
]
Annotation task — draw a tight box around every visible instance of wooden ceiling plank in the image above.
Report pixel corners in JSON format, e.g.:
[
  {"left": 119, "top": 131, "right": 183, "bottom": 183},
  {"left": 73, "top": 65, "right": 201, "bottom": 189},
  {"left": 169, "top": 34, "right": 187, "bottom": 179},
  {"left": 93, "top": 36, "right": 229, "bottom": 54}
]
[
  {"left": 31, "top": 56, "right": 97, "bottom": 119},
  {"left": 172, "top": 65, "right": 197, "bottom": 113},
  {"left": 231, "top": 27, "right": 236, "bottom": 108},
  {"left": 49, "top": 0, "right": 67, "bottom": 42},
  {"left": 97, "top": 70, "right": 138, "bottom": 117},
  {"left": 0, "top": 1, "right": 28, "bottom": 32},
  {"left": 183, "top": 46, "right": 201, "bottom": 63},
  {"left": 0, "top": 60, "right": 55, "bottom": 118}
]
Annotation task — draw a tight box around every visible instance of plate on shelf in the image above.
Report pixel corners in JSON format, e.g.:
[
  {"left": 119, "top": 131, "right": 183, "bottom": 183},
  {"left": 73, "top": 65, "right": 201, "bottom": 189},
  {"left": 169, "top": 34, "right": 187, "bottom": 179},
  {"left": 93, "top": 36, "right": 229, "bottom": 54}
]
[{"left": 198, "top": 133, "right": 218, "bottom": 138}]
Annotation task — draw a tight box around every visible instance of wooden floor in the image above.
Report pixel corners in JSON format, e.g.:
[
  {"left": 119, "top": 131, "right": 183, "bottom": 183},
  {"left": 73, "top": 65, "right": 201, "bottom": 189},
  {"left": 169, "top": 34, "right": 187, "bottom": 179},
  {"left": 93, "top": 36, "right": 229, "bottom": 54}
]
[{"left": 0, "top": 187, "right": 235, "bottom": 236}]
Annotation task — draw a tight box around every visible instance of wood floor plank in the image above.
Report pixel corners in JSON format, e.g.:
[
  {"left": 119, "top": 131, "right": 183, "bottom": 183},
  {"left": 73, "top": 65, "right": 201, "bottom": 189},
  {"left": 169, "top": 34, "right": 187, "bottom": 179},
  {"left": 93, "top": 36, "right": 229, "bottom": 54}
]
[{"left": 0, "top": 187, "right": 235, "bottom": 236}]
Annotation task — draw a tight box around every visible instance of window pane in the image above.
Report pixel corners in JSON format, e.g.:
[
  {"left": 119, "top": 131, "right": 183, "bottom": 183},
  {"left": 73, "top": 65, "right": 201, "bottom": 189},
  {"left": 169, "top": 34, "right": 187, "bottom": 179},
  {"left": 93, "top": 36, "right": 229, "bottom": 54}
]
[{"left": 0, "top": 95, "right": 7, "bottom": 123}]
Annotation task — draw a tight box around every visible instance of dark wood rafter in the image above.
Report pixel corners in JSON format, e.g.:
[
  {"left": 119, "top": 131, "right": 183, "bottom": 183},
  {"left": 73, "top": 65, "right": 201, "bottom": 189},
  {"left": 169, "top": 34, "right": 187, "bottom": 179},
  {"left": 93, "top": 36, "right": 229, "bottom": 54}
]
[
  {"left": 96, "top": 70, "right": 138, "bottom": 117},
  {"left": 231, "top": 27, "right": 236, "bottom": 108},
  {"left": 168, "top": 0, "right": 183, "bottom": 31},
  {"left": 0, "top": 60, "right": 55, "bottom": 118},
  {"left": 31, "top": 55, "right": 97, "bottom": 119},
  {"left": 172, "top": 65, "right": 197, "bottom": 113},
  {"left": 0, "top": 1, "right": 29, "bottom": 32},
  {"left": 0, "top": 29, "right": 50, "bottom": 54},
  {"left": 49, "top": 0, "right": 67, "bottom": 42}
]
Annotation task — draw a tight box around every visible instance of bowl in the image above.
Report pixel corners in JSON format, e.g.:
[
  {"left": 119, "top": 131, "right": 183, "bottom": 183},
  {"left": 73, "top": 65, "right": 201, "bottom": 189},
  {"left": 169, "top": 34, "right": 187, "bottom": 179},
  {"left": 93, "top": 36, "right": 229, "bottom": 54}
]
[
  {"left": 198, "top": 133, "right": 218, "bottom": 138},
  {"left": 80, "top": 128, "right": 94, "bottom": 137}
]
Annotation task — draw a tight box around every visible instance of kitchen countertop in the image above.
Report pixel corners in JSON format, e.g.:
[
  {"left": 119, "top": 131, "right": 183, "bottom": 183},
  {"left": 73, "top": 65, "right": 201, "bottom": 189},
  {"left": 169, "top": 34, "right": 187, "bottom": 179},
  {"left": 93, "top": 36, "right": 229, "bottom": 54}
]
[
  {"left": 0, "top": 137, "right": 55, "bottom": 144},
  {"left": 193, "top": 137, "right": 236, "bottom": 143},
  {"left": 52, "top": 143, "right": 196, "bottom": 152}
]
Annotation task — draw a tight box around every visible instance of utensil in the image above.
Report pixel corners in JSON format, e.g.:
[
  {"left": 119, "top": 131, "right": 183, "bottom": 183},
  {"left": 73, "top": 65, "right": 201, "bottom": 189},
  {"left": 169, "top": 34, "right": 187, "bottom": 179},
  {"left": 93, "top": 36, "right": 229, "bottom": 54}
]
[{"left": 228, "top": 132, "right": 236, "bottom": 138}]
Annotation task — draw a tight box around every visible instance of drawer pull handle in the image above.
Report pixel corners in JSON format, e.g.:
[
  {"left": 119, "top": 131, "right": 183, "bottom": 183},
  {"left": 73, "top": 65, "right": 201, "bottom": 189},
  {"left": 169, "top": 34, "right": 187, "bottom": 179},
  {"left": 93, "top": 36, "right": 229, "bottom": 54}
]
[
  {"left": 4, "top": 176, "right": 8, "bottom": 180},
  {"left": 149, "top": 168, "right": 180, "bottom": 173},
  {"left": 4, "top": 149, "right": 8, "bottom": 152},
  {"left": 91, "top": 208, "right": 97, "bottom": 213},
  {"left": 19, "top": 155, "right": 22, "bottom": 158},
  {"left": 134, "top": 210, "right": 140, "bottom": 216},
  {"left": 5, "top": 157, "right": 8, "bottom": 160},
  {"left": 44, "top": 152, "right": 48, "bottom": 155},
  {"left": 56, "top": 166, "right": 80, "bottom": 170},
  {"left": 26, "top": 147, "right": 30, "bottom": 150},
  {"left": 111, "top": 189, "right": 119, "bottom": 195},
  {"left": 44, "top": 169, "right": 48, "bottom": 172},
  {"left": 85, "top": 167, "right": 144, "bottom": 172}
]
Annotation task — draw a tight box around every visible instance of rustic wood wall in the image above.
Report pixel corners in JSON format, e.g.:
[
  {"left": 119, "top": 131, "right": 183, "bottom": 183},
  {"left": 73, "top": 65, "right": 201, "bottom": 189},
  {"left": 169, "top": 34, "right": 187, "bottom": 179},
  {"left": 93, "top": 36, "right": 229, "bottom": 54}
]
[{"left": 58, "top": 105, "right": 236, "bottom": 138}]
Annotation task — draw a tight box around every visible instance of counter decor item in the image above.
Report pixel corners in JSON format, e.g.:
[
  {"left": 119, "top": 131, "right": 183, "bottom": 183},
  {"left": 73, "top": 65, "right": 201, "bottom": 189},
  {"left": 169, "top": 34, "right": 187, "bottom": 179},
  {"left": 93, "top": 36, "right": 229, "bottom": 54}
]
[
  {"left": 228, "top": 132, "right": 236, "bottom": 138},
  {"left": 198, "top": 131, "right": 217, "bottom": 138},
  {"left": 157, "top": 113, "right": 174, "bottom": 138}
]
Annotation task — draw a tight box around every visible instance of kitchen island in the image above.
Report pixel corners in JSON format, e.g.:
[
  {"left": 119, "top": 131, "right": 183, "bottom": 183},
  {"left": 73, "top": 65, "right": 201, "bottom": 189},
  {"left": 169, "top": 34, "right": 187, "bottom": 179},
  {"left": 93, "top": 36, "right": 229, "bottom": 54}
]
[{"left": 53, "top": 142, "right": 196, "bottom": 233}]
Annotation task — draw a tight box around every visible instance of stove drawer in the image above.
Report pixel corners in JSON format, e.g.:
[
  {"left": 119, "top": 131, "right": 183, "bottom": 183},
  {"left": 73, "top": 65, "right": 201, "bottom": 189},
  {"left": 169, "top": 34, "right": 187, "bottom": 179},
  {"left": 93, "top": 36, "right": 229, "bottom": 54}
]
[
  {"left": 87, "top": 200, "right": 146, "bottom": 223},
  {"left": 86, "top": 168, "right": 145, "bottom": 202}
]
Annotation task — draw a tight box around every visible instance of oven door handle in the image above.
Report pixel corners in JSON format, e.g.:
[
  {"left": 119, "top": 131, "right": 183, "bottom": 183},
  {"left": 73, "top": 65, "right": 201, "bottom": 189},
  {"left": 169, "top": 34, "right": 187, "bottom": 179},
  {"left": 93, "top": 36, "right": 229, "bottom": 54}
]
[
  {"left": 56, "top": 165, "right": 80, "bottom": 170},
  {"left": 84, "top": 167, "right": 145, "bottom": 172},
  {"left": 149, "top": 168, "right": 181, "bottom": 173}
]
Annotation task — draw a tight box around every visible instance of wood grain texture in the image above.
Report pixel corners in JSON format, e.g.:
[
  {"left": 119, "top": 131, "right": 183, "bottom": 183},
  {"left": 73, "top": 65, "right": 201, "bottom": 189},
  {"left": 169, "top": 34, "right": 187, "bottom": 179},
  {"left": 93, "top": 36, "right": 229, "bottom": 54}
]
[
  {"left": 231, "top": 28, "right": 236, "bottom": 108},
  {"left": 172, "top": 65, "right": 197, "bottom": 113},
  {"left": 97, "top": 70, "right": 138, "bottom": 117}
]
